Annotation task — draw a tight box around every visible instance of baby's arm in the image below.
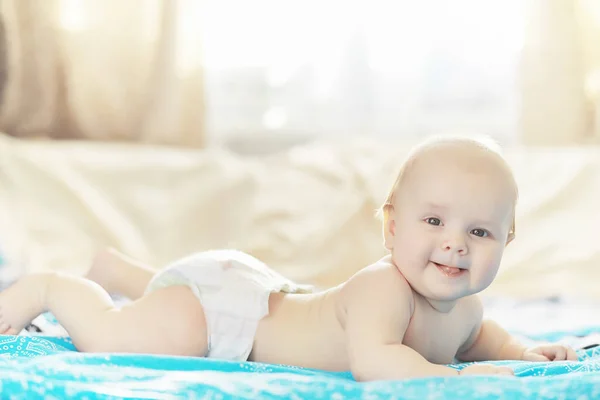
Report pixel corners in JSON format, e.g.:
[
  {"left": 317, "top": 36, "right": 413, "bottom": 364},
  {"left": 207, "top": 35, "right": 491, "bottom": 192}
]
[
  {"left": 457, "top": 309, "right": 526, "bottom": 362},
  {"left": 343, "top": 264, "right": 459, "bottom": 381},
  {"left": 456, "top": 298, "right": 578, "bottom": 362}
]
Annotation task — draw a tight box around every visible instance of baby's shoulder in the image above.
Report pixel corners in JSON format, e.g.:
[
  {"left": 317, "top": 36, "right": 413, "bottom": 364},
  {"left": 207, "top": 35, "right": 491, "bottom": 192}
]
[
  {"left": 340, "top": 257, "right": 414, "bottom": 308},
  {"left": 347, "top": 256, "right": 411, "bottom": 288}
]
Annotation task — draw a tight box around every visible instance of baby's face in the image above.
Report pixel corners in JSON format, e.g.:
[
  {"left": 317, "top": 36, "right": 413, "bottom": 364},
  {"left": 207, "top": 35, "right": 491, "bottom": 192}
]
[{"left": 384, "top": 156, "right": 515, "bottom": 302}]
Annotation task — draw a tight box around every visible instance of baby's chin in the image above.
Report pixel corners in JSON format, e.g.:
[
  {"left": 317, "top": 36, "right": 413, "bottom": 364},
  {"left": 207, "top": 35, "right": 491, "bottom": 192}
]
[
  {"left": 422, "top": 291, "right": 465, "bottom": 303},
  {"left": 420, "top": 283, "right": 484, "bottom": 302}
]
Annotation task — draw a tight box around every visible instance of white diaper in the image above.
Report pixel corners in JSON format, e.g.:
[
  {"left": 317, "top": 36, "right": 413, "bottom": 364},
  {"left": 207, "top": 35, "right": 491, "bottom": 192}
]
[{"left": 144, "top": 250, "right": 313, "bottom": 361}]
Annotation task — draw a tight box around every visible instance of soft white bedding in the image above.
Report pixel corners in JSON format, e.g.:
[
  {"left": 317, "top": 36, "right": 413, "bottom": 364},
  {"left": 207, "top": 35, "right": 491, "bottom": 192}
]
[
  {"left": 1, "top": 133, "right": 599, "bottom": 300},
  {"left": 484, "top": 297, "right": 600, "bottom": 342}
]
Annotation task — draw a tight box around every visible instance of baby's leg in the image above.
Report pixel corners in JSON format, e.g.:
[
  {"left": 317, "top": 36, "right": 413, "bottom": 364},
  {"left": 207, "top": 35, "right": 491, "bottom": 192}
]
[
  {"left": 0, "top": 273, "right": 208, "bottom": 356},
  {"left": 0, "top": 274, "right": 46, "bottom": 335},
  {"left": 86, "top": 248, "right": 155, "bottom": 300}
]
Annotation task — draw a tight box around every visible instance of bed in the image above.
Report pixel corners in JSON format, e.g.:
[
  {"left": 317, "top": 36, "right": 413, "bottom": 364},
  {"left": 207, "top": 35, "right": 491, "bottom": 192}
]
[{"left": 1, "top": 133, "right": 600, "bottom": 399}]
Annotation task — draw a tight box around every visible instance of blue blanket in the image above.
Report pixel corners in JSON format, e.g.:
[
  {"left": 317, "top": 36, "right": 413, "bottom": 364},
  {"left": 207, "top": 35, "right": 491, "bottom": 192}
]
[{"left": 1, "top": 322, "right": 600, "bottom": 400}]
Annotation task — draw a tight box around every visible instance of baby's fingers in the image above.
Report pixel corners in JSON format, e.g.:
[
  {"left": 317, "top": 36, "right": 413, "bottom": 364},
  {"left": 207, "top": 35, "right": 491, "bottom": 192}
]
[
  {"left": 549, "top": 346, "right": 567, "bottom": 361},
  {"left": 522, "top": 351, "right": 550, "bottom": 362}
]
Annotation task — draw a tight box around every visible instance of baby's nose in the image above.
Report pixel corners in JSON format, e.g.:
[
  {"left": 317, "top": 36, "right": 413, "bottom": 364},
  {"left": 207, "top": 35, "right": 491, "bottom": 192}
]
[{"left": 441, "top": 236, "right": 468, "bottom": 255}]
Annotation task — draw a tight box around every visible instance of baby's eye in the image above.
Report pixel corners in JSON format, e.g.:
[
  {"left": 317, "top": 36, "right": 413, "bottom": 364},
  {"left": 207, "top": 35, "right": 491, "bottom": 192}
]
[
  {"left": 470, "top": 228, "right": 489, "bottom": 238},
  {"left": 425, "top": 217, "right": 442, "bottom": 226}
]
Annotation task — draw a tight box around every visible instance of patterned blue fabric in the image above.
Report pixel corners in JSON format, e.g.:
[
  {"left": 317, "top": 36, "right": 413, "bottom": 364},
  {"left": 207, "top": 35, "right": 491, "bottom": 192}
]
[{"left": 1, "top": 319, "right": 600, "bottom": 400}]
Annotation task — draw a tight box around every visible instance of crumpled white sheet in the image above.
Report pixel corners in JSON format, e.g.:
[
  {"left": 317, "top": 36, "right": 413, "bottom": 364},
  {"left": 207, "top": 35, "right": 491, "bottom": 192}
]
[{"left": 1, "top": 133, "right": 599, "bottom": 300}]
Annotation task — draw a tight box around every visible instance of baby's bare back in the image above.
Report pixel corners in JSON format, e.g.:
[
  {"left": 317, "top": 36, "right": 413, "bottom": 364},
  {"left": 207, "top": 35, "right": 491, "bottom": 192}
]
[
  {"left": 250, "top": 285, "right": 350, "bottom": 371},
  {"left": 250, "top": 260, "right": 480, "bottom": 371}
]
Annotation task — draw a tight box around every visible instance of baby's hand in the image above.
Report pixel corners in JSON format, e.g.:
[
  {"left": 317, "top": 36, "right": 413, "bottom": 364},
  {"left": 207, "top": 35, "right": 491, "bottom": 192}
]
[
  {"left": 459, "top": 364, "right": 514, "bottom": 376},
  {"left": 521, "top": 344, "right": 578, "bottom": 362}
]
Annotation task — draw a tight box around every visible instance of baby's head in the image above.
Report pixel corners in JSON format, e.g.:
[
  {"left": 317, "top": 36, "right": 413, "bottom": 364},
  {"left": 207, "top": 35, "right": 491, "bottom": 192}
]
[{"left": 380, "top": 136, "right": 518, "bottom": 303}]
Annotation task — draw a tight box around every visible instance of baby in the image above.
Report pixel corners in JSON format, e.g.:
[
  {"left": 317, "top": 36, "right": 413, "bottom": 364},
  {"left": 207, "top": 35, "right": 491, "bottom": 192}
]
[{"left": 0, "top": 136, "right": 577, "bottom": 380}]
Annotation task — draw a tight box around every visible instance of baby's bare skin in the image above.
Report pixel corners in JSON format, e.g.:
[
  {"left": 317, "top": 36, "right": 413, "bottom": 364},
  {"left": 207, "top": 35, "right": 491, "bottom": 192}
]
[
  {"left": 251, "top": 286, "right": 347, "bottom": 370},
  {"left": 251, "top": 256, "right": 478, "bottom": 371}
]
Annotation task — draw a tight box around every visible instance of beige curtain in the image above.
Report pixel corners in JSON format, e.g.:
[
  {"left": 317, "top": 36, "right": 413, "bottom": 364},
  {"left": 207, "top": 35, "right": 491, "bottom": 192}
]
[
  {"left": 579, "top": 0, "right": 600, "bottom": 141},
  {"left": 4, "top": 1, "right": 599, "bottom": 147},
  {"left": 0, "top": 0, "right": 205, "bottom": 147},
  {"left": 520, "top": 0, "right": 600, "bottom": 145}
]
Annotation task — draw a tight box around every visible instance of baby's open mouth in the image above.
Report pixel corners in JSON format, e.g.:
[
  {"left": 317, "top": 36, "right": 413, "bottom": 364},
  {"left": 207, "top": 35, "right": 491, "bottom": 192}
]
[{"left": 432, "top": 262, "right": 466, "bottom": 277}]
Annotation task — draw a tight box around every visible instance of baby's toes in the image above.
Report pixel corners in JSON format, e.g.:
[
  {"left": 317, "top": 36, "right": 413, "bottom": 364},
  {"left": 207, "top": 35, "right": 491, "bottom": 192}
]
[
  {"left": 0, "top": 322, "right": 11, "bottom": 334},
  {"left": 5, "top": 327, "right": 19, "bottom": 335}
]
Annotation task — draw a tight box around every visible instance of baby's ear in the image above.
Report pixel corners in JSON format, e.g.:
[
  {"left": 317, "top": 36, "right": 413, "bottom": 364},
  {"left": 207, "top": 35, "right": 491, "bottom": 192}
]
[
  {"left": 505, "top": 231, "right": 515, "bottom": 246},
  {"left": 383, "top": 204, "right": 396, "bottom": 250},
  {"left": 505, "top": 216, "right": 515, "bottom": 246}
]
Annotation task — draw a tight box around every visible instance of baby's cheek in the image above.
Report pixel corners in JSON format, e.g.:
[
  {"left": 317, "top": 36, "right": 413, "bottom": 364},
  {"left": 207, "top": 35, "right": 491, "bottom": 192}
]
[
  {"left": 482, "top": 266, "right": 500, "bottom": 286},
  {"left": 395, "top": 235, "right": 430, "bottom": 266},
  {"left": 478, "top": 256, "right": 503, "bottom": 285}
]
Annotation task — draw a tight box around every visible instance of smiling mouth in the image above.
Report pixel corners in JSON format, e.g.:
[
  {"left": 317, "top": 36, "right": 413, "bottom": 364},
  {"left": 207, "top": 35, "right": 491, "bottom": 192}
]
[{"left": 432, "top": 262, "right": 467, "bottom": 277}]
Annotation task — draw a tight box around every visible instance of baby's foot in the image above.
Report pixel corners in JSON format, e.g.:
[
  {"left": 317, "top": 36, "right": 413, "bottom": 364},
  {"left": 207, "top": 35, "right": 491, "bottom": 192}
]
[
  {"left": 0, "top": 274, "right": 48, "bottom": 334},
  {"left": 85, "top": 248, "right": 124, "bottom": 293}
]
